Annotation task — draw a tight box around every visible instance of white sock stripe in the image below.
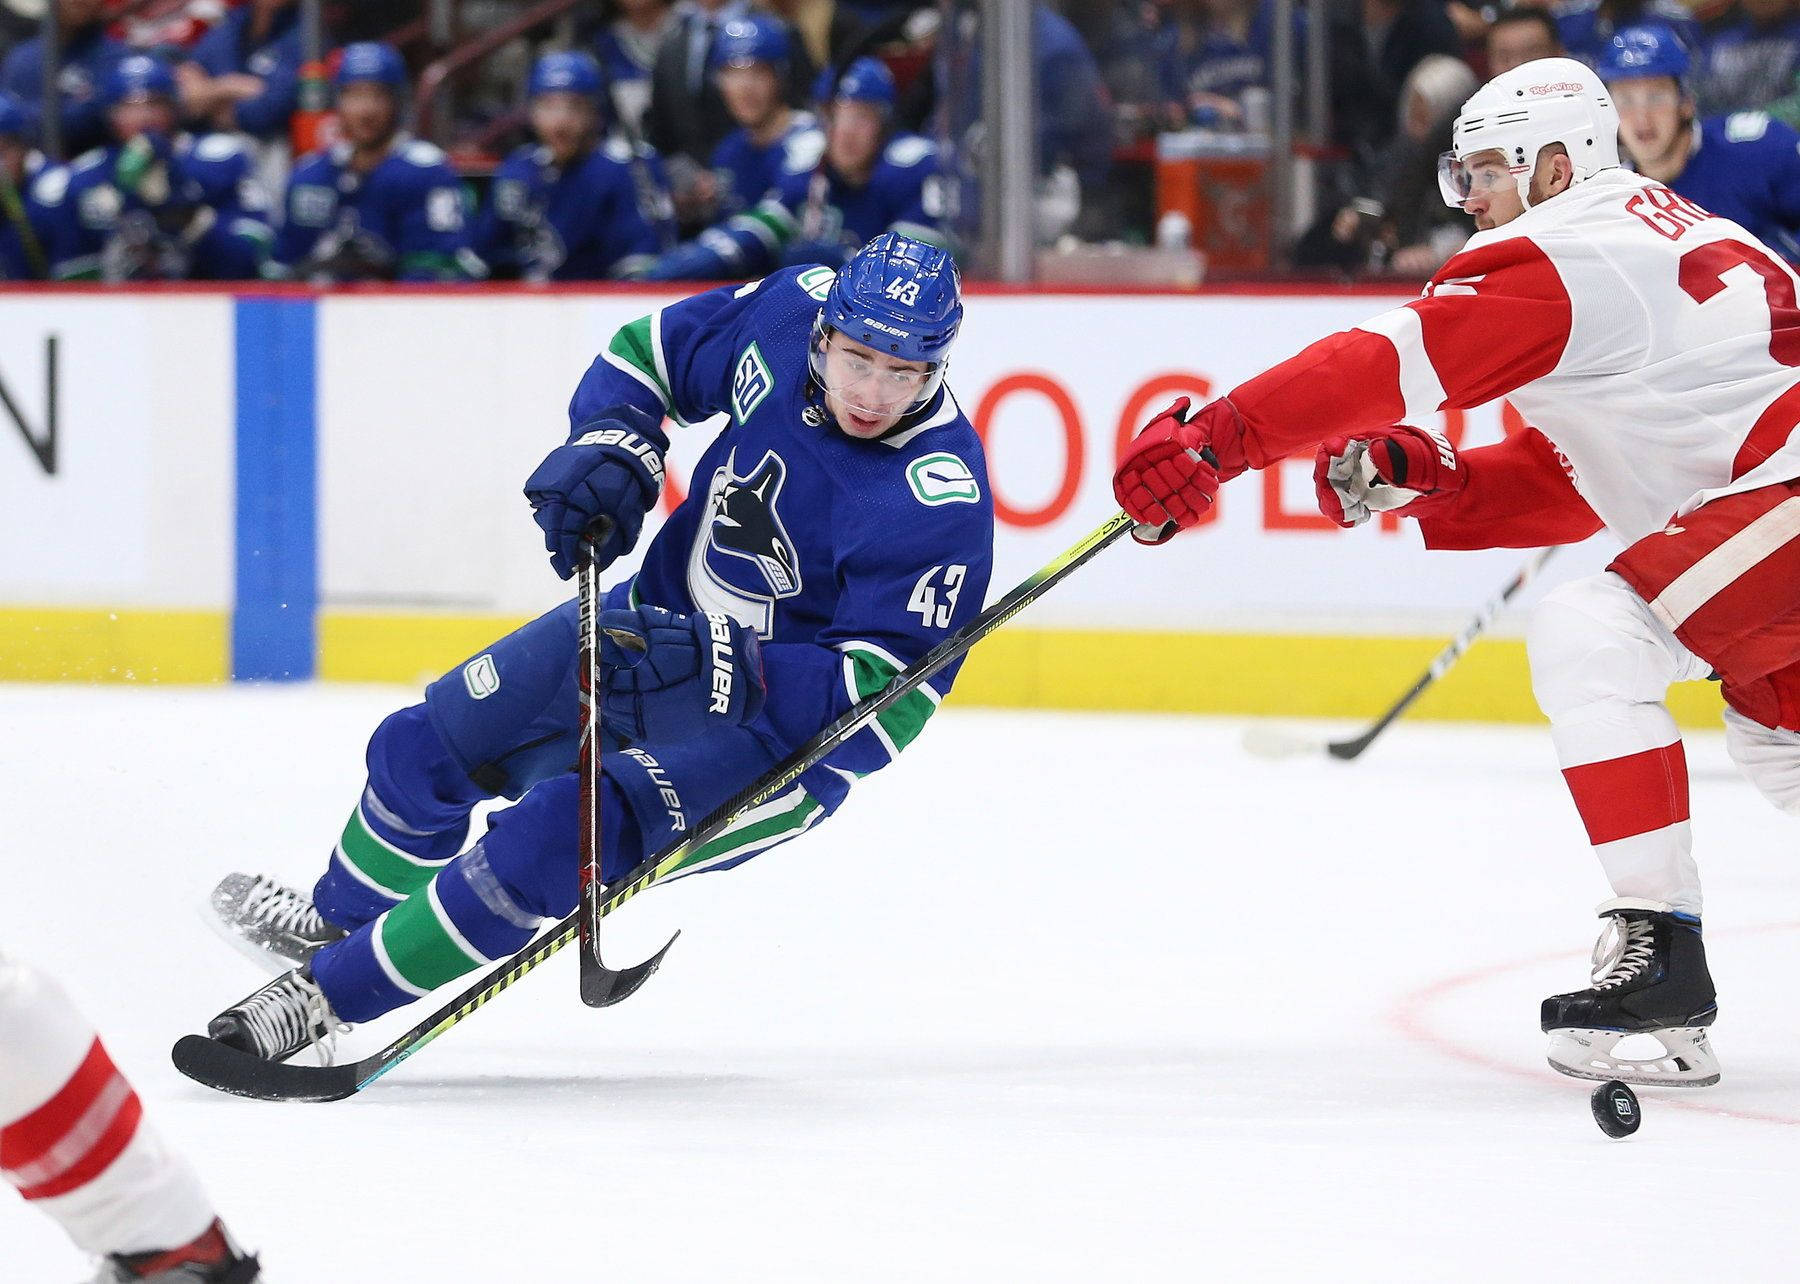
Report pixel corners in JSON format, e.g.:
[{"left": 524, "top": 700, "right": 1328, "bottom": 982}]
[
  {"left": 1, "top": 1075, "right": 134, "bottom": 1190},
  {"left": 370, "top": 924, "right": 430, "bottom": 997},
  {"left": 670, "top": 800, "right": 825, "bottom": 882},
  {"left": 1649, "top": 496, "right": 1800, "bottom": 631},
  {"left": 361, "top": 785, "right": 438, "bottom": 840},
  {"left": 426, "top": 880, "right": 491, "bottom": 966},
  {"left": 351, "top": 801, "right": 444, "bottom": 870},
  {"left": 329, "top": 847, "right": 406, "bottom": 901}
]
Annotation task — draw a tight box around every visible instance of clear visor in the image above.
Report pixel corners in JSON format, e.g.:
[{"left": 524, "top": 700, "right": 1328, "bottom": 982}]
[
  {"left": 1436, "top": 151, "right": 1529, "bottom": 208},
  {"left": 808, "top": 327, "right": 944, "bottom": 419}
]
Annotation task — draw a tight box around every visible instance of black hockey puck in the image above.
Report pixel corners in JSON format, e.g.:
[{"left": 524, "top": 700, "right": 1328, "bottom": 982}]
[{"left": 1590, "top": 1080, "right": 1641, "bottom": 1138}]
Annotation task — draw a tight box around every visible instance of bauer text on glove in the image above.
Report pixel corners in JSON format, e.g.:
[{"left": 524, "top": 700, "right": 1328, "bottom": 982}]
[{"left": 524, "top": 404, "right": 670, "bottom": 578}]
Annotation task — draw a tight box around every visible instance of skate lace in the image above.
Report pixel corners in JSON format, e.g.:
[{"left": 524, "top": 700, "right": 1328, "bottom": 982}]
[
  {"left": 245, "top": 876, "right": 326, "bottom": 935},
  {"left": 1591, "top": 916, "right": 1656, "bottom": 989},
  {"left": 236, "top": 974, "right": 338, "bottom": 1067}
]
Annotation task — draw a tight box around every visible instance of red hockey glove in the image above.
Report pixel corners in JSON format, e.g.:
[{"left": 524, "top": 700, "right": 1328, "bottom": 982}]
[
  {"left": 1313, "top": 424, "right": 1465, "bottom": 528},
  {"left": 1113, "top": 397, "right": 1222, "bottom": 545}
]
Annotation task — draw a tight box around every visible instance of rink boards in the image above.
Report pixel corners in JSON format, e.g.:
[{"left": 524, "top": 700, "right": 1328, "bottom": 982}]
[{"left": 0, "top": 285, "right": 1726, "bottom": 726}]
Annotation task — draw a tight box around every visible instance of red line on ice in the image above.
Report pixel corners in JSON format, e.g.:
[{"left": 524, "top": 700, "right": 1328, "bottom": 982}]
[{"left": 1386, "top": 922, "right": 1800, "bottom": 1127}]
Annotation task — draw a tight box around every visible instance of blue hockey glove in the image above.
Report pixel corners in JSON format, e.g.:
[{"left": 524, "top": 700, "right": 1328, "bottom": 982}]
[
  {"left": 598, "top": 605, "right": 766, "bottom": 743},
  {"left": 524, "top": 404, "right": 669, "bottom": 579}
]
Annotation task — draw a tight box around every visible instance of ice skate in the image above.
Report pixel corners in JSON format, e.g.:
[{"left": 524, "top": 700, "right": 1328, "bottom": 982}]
[
  {"left": 208, "top": 967, "right": 345, "bottom": 1066},
  {"left": 205, "top": 872, "right": 346, "bottom": 975},
  {"left": 91, "top": 1218, "right": 260, "bottom": 1282},
  {"left": 1541, "top": 898, "right": 1720, "bottom": 1087}
]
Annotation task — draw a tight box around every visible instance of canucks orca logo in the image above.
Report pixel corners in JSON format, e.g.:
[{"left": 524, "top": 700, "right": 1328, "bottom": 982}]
[{"left": 687, "top": 449, "right": 802, "bottom": 638}]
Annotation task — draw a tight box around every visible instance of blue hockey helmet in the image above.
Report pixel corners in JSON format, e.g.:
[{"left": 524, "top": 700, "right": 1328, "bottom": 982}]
[
  {"left": 710, "top": 16, "right": 792, "bottom": 73},
  {"left": 1597, "top": 24, "right": 1691, "bottom": 86},
  {"left": 335, "top": 42, "right": 408, "bottom": 93},
  {"left": 101, "top": 54, "right": 178, "bottom": 109},
  {"left": 810, "top": 232, "right": 963, "bottom": 415},
  {"left": 815, "top": 57, "right": 896, "bottom": 111},
  {"left": 528, "top": 50, "right": 605, "bottom": 102},
  {"left": 0, "top": 91, "right": 30, "bottom": 140}
]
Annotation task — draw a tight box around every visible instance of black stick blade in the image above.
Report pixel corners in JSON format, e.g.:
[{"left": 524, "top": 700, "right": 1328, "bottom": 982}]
[
  {"left": 578, "top": 929, "right": 680, "bottom": 1008},
  {"left": 171, "top": 1034, "right": 361, "bottom": 1104}
]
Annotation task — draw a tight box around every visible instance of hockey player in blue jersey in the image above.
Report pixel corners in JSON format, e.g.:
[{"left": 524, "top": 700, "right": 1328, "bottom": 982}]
[
  {"left": 473, "top": 50, "right": 673, "bottom": 281},
  {"left": 199, "top": 234, "right": 995, "bottom": 1064},
  {"left": 707, "top": 16, "right": 822, "bottom": 220},
  {"left": 271, "top": 42, "right": 484, "bottom": 283},
  {"left": 644, "top": 57, "right": 946, "bottom": 281},
  {"left": 1598, "top": 24, "right": 1800, "bottom": 261},
  {"left": 33, "top": 55, "right": 272, "bottom": 281},
  {"left": 0, "top": 93, "right": 54, "bottom": 280}
]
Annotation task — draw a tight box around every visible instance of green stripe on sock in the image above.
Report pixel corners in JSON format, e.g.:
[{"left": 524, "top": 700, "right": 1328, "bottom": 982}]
[
  {"left": 377, "top": 885, "right": 485, "bottom": 992},
  {"left": 338, "top": 808, "right": 438, "bottom": 898},
  {"left": 846, "top": 649, "right": 937, "bottom": 755},
  {"left": 607, "top": 316, "right": 670, "bottom": 401},
  {"left": 677, "top": 794, "right": 822, "bottom": 874}
]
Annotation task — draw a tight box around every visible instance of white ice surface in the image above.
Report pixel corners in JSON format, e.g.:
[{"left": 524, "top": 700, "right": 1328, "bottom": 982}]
[{"left": 2, "top": 685, "right": 1796, "bottom": 1282}]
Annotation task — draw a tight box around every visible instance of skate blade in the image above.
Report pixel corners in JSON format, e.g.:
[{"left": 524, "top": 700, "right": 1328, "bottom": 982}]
[
  {"left": 1546, "top": 1027, "right": 1721, "bottom": 1088},
  {"left": 195, "top": 890, "right": 311, "bottom": 979}
]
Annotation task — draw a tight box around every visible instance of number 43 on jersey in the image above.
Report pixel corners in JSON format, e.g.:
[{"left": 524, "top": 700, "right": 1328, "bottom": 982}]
[{"left": 909, "top": 564, "right": 966, "bottom": 627}]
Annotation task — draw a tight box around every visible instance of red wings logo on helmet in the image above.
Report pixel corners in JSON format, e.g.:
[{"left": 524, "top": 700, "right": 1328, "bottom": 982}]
[{"left": 1526, "top": 81, "right": 1585, "bottom": 95}]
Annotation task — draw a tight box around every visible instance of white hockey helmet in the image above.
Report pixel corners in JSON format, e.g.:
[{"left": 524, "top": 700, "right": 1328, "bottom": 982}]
[{"left": 1438, "top": 57, "right": 1620, "bottom": 209}]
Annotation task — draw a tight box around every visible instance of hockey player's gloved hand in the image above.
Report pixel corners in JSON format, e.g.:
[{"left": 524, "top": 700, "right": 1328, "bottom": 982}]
[
  {"left": 597, "top": 605, "right": 767, "bottom": 743},
  {"left": 1313, "top": 424, "right": 1464, "bottom": 528},
  {"left": 524, "top": 405, "right": 670, "bottom": 579},
  {"left": 1112, "top": 397, "right": 1223, "bottom": 544}
]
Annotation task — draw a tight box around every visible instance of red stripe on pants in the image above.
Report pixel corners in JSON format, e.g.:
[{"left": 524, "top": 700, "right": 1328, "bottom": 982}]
[
  {"left": 1561, "top": 743, "right": 1691, "bottom": 847},
  {"left": 0, "top": 1037, "right": 143, "bottom": 1201}
]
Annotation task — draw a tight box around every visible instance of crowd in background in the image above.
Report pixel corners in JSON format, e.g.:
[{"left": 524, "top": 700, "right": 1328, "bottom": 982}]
[{"left": 0, "top": 0, "right": 1798, "bottom": 283}]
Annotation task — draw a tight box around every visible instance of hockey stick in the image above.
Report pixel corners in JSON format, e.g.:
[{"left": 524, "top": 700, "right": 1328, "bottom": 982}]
[
  {"left": 577, "top": 528, "right": 678, "bottom": 1007},
  {"left": 172, "top": 511, "right": 1138, "bottom": 1102},
  {"left": 1242, "top": 545, "right": 1558, "bottom": 762}
]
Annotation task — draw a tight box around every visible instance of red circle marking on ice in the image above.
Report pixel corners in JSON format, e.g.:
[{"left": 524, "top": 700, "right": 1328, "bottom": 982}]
[{"left": 1386, "top": 921, "right": 1800, "bottom": 1127}]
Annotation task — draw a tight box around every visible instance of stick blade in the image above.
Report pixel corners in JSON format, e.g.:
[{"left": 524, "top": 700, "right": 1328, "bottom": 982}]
[
  {"left": 171, "top": 1034, "right": 362, "bottom": 1104},
  {"left": 579, "top": 929, "right": 681, "bottom": 1008},
  {"left": 1240, "top": 723, "right": 1327, "bottom": 761}
]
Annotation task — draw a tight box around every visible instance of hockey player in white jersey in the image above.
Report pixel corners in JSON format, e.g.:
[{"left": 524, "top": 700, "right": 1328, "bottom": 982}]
[
  {"left": 0, "top": 950, "right": 259, "bottom": 1280},
  {"left": 1114, "top": 57, "right": 1800, "bottom": 1087}
]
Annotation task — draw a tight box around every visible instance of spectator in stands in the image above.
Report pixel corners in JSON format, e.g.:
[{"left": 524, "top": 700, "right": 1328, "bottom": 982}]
[
  {"left": 594, "top": 0, "right": 676, "bottom": 136},
  {"left": 1695, "top": 0, "right": 1800, "bottom": 114},
  {"left": 33, "top": 54, "right": 272, "bottom": 280},
  {"left": 0, "top": 0, "right": 129, "bottom": 158},
  {"left": 1296, "top": 51, "right": 1475, "bottom": 275},
  {"left": 0, "top": 90, "right": 54, "bottom": 278},
  {"left": 644, "top": 0, "right": 757, "bottom": 168},
  {"left": 1552, "top": 0, "right": 1700, "bottom": 65},
  {"left": 642, "top": 56, "right": 943, "bottom": 279},
  {"left": 474, "top": 51, "right": 673, "bottom": 280},
  {"left": 1601, "top": 22, "right": 1800, "bottom": 258},
  {"left": 272, "top": 41, "right": 484, "bottom": 282},
  {"left": 708, "top": 15, "right": 823, "bottom": 218},
  {"left": 1327, "top": 0, "right": 1461, "bottom": 168},
  {"left": 1156, "top": 0, "right": 1301, "bottom": 130},
  {"left": 1485, "top": 8, "right": 1565, "bottom": 74},
  {"left": 177, "top": 0, "right": 306, "bottom": 147},
  {"left": 1064, "top": 0, "right": 1173, "bottom": 133}
]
